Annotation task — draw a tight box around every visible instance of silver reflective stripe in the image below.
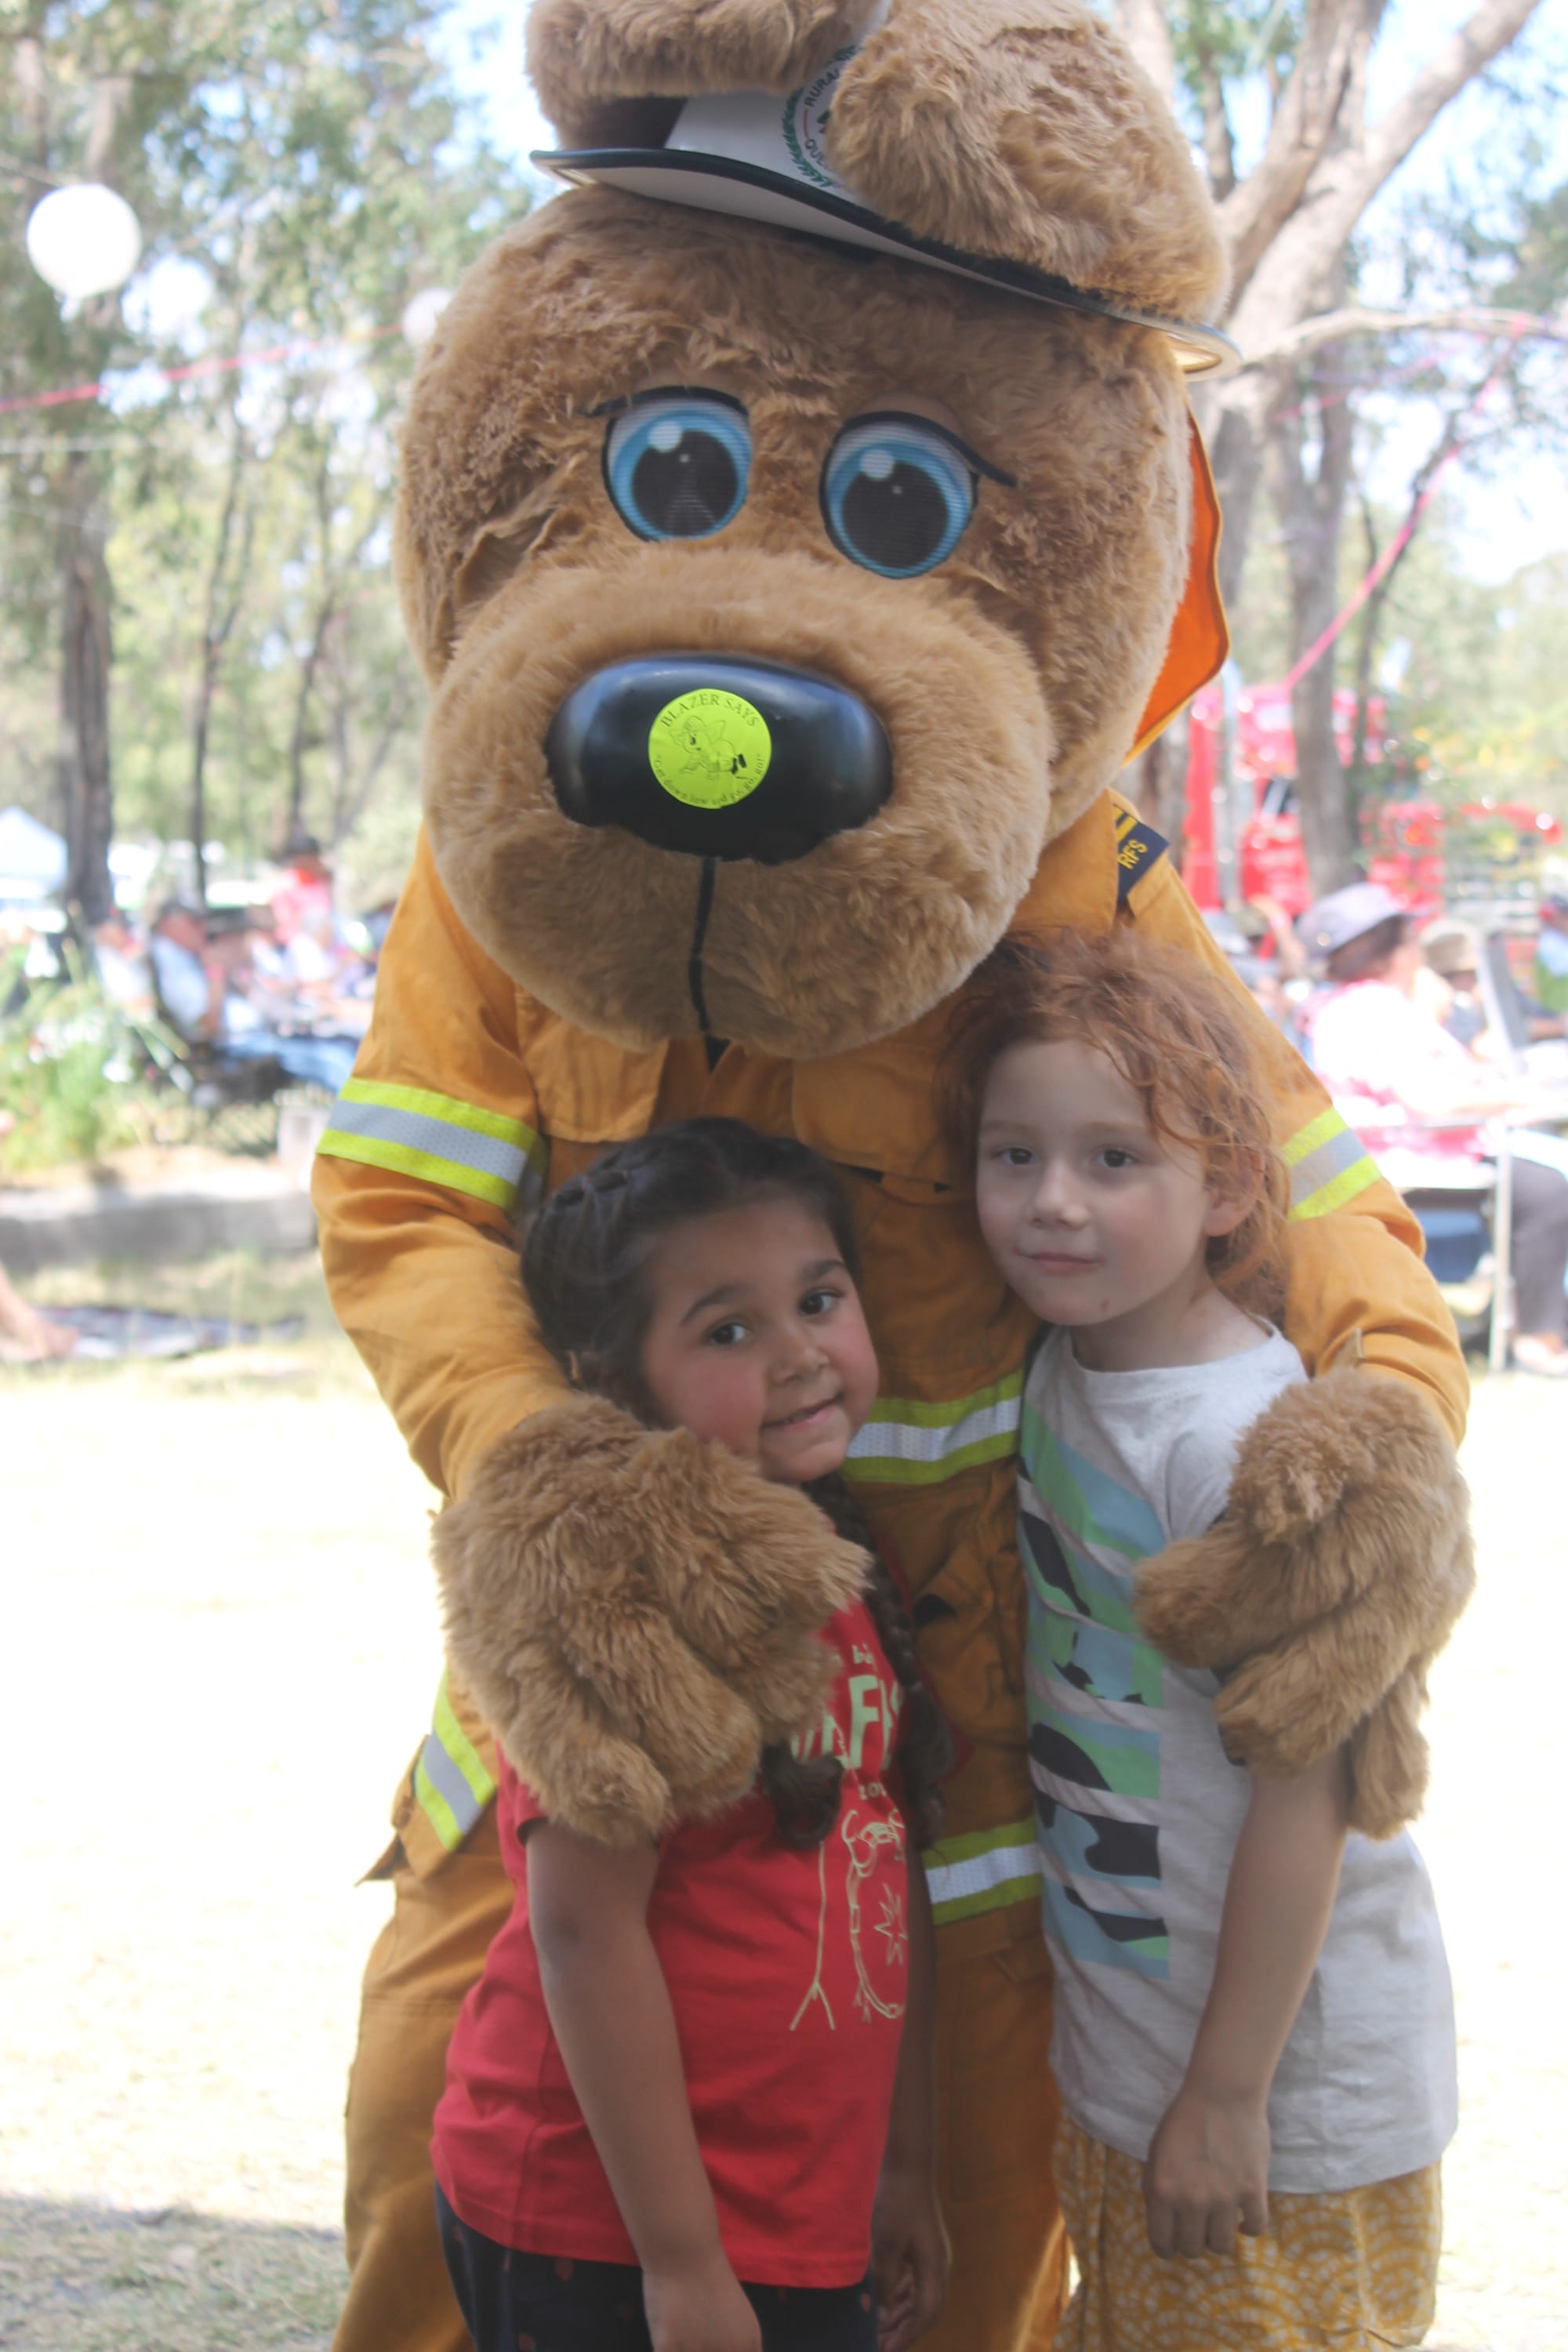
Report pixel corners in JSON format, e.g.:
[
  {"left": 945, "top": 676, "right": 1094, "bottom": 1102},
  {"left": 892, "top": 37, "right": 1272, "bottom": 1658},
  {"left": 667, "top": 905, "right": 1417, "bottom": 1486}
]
[
  {"left": 416, "top": 1729, "right": 488, "bottom": 1842},
  {"left": 1288, "top": 1121, "right": 1372, "bottom": 1211},
  {"left": 846, "top": 1374, "right": 1023, "bottom": 1485},
  {"left": 1280, "top": 1107, "right": 1380, "bottom": 1222},
  {"left": 921, "top": 1820, "right": 1042, "bottom": 1923},
  {"left": 327, "top": 1096, "right": 534, "bottom": 1194}
]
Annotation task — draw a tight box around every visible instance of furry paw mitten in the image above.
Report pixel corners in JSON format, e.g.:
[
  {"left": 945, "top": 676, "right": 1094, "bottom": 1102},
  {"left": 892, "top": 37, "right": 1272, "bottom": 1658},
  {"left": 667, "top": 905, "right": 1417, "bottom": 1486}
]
[
  {"left": 1134, "top": 1367, "right": 1474, "bottom": 1838},
  {"left": 432, "top": 1396, "right": 867, "bottom": 1845}
]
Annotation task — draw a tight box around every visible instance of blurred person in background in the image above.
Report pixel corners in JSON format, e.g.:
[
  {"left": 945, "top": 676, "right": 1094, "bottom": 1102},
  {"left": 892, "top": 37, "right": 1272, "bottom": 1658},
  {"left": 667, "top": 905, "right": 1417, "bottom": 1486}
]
[
  {"left": 0, "top": 1112, "right": 74, "bottom": 1361},
  {"left": 270, "top": 828, "right": 344, "bottom": 987},
  {"left": 0, "top": 1261, "right": 74, "bottom": 1361},
  {"left": 89, "top": 909, "right": 154, "bottom": 1018},
  {"left": 1535, "top": 884, "right": 1568, "bottom": 1031},
  {"left": 1417, "top": 918, "right": 1486, "bottom": 1049},
  {"left": 1245, "top": 894, "right": 1310, "bottom": 982},
  {"left": 1305, "top": 884, "right": 1568, "bottom": 1379},
  {"left": 150, "top": 899, "right": 357, "bottom": 1092}
]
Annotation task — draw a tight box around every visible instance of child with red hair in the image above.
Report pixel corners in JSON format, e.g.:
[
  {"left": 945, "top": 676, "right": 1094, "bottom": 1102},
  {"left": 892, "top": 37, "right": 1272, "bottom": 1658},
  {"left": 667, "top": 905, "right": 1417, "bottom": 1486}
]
[{"left": 942, "top": 927, "right": 1457, "bottom": 2352}]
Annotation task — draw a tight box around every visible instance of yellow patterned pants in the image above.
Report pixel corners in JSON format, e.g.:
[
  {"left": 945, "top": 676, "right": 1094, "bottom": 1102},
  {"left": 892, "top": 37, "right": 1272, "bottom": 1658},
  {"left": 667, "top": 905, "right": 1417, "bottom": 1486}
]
[{"left": 1055, "top": 2114, "right": 1442, "bottom": 2352}]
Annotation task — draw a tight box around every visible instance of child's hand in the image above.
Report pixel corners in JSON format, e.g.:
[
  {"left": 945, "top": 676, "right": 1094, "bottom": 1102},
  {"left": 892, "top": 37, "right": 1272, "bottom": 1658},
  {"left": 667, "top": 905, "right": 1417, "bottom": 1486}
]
[
  {"left": 1142, "top": 2083, "right": 1270, "bottom": 2258},
  {"left": 873, "top": 2162, "right": 951, "bottom": 2352},
  {"left": 643, "top": 2250, "right": 762, "bottom": 2352}
]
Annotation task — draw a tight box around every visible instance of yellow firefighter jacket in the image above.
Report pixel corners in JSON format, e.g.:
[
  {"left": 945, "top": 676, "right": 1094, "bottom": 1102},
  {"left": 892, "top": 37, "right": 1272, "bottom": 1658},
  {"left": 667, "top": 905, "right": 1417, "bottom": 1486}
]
[{"left": 314, "top": 789, "right": 1467, "bottom": 1945}]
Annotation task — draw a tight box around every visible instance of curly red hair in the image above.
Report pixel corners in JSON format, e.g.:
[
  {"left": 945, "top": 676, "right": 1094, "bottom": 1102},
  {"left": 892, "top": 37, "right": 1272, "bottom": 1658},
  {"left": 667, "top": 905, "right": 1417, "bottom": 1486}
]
[{"left": 938, "top": 927, "right": 1289, "bottom": 1314}]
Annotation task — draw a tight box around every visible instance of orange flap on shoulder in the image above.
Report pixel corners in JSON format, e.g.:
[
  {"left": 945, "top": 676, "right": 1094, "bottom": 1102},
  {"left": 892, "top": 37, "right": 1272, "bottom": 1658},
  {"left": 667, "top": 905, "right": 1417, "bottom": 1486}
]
[{"left": 1130, "top": 416, "right": 1229, "bottom": 758}]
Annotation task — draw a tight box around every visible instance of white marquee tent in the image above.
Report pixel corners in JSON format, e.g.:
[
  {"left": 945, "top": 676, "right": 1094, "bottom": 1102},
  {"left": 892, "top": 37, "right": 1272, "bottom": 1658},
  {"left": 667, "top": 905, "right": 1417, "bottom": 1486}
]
[{"left": 0, "top": 806, "right": 67, "bottom": 906}]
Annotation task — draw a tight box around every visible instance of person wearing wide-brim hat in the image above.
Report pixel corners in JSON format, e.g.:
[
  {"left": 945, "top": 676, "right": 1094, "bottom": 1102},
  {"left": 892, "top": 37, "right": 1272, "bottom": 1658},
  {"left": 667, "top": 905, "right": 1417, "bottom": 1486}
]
[
  {"left": 1304, "top": 884, "right": 1568, "bottom": 1377},
  {"left": 1416, "top": 916, "right": 1485, "bottom": 1047}
]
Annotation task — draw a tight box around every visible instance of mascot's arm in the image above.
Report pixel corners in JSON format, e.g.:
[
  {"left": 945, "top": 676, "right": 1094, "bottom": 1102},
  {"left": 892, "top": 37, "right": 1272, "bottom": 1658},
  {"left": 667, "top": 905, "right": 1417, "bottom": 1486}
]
[
  {"left": 313, "top": 830, "right": 565, "bottom": 1501},
  {"left": 313, "top": 829, "right": 865, "bottom": 1841},
  {"left": 1123, "top": 844, "right": 1473, "bottom": 1836}
]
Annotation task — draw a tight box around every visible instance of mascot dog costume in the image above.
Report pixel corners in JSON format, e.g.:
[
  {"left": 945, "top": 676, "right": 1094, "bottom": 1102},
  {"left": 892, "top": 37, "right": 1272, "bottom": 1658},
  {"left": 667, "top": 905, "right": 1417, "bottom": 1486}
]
[{"left": 314, "top": 4, "right": 1472, "bottom": 2347}]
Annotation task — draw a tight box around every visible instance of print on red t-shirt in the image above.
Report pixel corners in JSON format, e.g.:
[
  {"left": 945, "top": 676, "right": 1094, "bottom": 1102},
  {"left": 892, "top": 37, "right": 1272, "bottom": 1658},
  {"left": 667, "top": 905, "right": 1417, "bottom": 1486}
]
[{"left": 432, "top": 1599, "right": 909, "bottom": 2289}]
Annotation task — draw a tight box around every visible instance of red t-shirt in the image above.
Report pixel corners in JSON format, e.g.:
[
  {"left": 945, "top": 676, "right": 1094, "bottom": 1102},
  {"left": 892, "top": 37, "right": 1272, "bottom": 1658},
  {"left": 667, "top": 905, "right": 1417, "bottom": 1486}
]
[{"left": 432, "top": 1599, "right": 911, "bottom": 2287}]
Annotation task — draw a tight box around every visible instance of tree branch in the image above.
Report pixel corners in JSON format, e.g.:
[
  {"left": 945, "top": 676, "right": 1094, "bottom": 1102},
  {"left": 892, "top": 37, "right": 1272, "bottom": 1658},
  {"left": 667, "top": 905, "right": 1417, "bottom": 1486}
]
[
  {"left": 1220, "top": 0, "right": 1383, "bottom": 307},
  {"left": 1192, "top": 40, "right": 1237, "bottom": 201},
  {"left": 1224, "top": 0, "right": 1545, "bottom": 366},
  {"left": 1244, "top": 303, "right": 1566, "bottom": 366},
  {"left": 1114, "top": 0, "right": 1174, "bottom": 100},
  {"left": 1358, "top": 0, "right": 1544, "bottom": 212}
]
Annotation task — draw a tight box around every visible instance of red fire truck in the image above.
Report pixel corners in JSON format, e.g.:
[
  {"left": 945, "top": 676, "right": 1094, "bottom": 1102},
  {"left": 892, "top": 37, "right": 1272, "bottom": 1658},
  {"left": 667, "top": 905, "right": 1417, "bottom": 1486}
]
[{"left": 1181, "top": 678, "right": 1560, "bottom": 921}]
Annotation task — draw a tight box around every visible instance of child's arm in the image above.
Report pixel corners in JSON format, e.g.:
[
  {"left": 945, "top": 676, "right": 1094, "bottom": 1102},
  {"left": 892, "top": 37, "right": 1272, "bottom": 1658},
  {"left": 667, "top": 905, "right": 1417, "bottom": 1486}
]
[
  {"left": 1143, "top": 1746, "right": 1350, "bottom": 2259},
  {"left": 527, "top": 1823, "right": 762, "bottom": 2352},
  {"left": 872, "top": 1855, "right": 950, "bottom": 2352}
]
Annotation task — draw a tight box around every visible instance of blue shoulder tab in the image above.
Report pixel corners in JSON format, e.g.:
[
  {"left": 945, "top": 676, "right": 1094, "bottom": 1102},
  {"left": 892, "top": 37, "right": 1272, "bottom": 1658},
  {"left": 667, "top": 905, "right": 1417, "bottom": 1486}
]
[{"left": 1114, "top": 802, "right": 1169, "bottom": 904}]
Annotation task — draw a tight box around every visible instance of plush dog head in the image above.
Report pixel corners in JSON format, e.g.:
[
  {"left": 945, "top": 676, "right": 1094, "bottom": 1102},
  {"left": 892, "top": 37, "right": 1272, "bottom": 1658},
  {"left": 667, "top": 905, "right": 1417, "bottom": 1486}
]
[{"left": 395, "top": 0, "right": 1228, "bottom": 1058}]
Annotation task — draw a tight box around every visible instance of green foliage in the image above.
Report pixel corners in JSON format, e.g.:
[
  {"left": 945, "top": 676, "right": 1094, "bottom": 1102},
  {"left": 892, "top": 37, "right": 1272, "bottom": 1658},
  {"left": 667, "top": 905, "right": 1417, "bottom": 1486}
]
[
  {"left": 0, "top": 945, "right": 166, "bottom": 1173},
  {"left": 1226, "top": 470, "right": 1568, "bottom": 823},
  {"left": 1171, "top": 0, "right": 1301, "bottom": 95},
  {"left": 0, "top": 0, "right": 528, "bottom": 891},
  {"left": 1396, "top": 548, "right": 1568, "bottom": 816}
]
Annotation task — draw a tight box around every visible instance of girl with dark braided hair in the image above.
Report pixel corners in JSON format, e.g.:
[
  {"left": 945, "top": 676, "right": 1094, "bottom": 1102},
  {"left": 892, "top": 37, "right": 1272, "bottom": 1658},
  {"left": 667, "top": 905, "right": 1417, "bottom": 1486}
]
[{"left": 432, "top": 1119, "right": 953, "bottom": 2352}]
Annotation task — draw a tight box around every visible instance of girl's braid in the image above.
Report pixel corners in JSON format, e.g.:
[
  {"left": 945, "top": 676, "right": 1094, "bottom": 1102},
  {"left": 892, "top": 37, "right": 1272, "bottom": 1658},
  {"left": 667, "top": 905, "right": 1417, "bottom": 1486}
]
[{"left": 810, "top": 1476, "right": 955, "bottom": 1852}]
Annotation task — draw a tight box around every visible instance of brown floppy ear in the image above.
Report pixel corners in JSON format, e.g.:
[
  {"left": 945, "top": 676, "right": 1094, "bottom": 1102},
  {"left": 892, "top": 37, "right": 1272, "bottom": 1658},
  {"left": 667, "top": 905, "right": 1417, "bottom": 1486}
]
[
  {"left": 528, "top": 0, "right": 868, "bottom": 147},
  {"left": 826, "top": 0, "right": 1229, "bottom": 319}
]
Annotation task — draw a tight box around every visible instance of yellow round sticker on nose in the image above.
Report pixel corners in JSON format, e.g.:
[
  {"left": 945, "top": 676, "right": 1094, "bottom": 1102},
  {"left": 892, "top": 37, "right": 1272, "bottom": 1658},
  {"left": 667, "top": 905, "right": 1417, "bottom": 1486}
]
[{"left": 648, "top": 688, "right": 771, "bottom": 809}]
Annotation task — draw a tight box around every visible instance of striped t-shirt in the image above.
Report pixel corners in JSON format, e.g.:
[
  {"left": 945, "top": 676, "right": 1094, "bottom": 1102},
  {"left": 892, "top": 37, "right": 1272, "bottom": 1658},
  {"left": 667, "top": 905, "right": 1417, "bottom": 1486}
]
[{"left": 1019, "top": 1325, "right": 1457, "bottom": 2194}]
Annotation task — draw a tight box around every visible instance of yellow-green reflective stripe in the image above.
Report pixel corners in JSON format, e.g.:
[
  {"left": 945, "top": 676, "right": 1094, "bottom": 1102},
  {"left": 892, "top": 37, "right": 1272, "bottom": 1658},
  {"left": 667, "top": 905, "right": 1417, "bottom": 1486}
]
[
  {"left": 845, "top": 1373, "right": 1023, "bottom": 1486},
  {"left": 412, "top": 1671, "right": 498, "bottom": 1852},
  {"left": 342, "top": 1080, "right": 546, "bottom": 1170},
  {"left": 317, "top": 1080, "right": 546, "bottom": 1212},
  {"left": 432, "top": 1671, "right": 497, "bottom": 1812},
  {"left": 1281, "top": 1107, "right": 1345, "bottom": 1167},
  {"left": 317, "top": 1129, "right": 520, "bottom": 1210},
  {"left": 922, "top": 1820, "right": 1041, "bottom": 1924},
  {"left": 412, "top": 1754, "right": 465, "bottom": 1853},
  {"left": 1290, "top": 1157, "right": 1381, "bottom": 1221},
  {"left": 1282, "top": 1109, "right": 1381, "bottom": 1222}
]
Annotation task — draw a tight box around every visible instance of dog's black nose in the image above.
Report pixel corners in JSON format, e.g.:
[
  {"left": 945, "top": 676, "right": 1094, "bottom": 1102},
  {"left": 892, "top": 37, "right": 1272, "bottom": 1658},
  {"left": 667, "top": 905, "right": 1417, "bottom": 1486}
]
[{"left": 546, "top": 655, "right": 891, "bottom": 864}]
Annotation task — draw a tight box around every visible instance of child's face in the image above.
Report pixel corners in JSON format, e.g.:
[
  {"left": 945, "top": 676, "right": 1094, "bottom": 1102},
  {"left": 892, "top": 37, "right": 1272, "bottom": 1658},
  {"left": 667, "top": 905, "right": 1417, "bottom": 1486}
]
[
  {"left": 975, "top": 1038, "right": 1243, "bottom": 1349},
  {"left": 639, "top": 1196, "right": 880, "bottom": 1484}
]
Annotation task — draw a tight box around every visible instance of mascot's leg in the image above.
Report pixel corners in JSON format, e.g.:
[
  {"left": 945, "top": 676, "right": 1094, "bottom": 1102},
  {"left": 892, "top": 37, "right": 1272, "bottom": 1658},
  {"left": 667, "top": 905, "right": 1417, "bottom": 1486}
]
[
  {"left": 924, "top": 1907, "right": 1069, "bottom": 2352},
  {"left": 334, "top": 1810, "right": 510, "bottom": 2352}
]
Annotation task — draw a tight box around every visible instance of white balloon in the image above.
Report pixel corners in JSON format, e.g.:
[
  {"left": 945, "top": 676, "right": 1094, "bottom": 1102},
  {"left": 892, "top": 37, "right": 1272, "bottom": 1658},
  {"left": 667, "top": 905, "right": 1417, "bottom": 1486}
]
[
  {"left": 26, "top": 183, "right": 143, "bottom": 299},
  {"left": 401, "top": 287, "right": 453, "bottom": 348}
]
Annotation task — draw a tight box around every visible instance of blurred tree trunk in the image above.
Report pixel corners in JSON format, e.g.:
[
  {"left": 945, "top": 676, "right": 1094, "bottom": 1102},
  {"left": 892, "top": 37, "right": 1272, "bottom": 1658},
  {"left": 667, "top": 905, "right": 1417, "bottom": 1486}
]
[
  {"left": 44, "top": 69, "right": 129, "bottom": 924},
  {"left": 57, "top": 456, "right": 115, "bottom": 923},
  {"left": 1120, "top": 0, "right": 1544, "bottom": 884},
  {"left": 1198, "top": 0, "right": 1544, "bottom": 604},
  {"left": 188, "top": 372, "right": 254, "bottom": 908},
  {"left": 287, "top": 445, "right": 379, "bottom": 844},
  {"left": 1122, "top": 0, "right": 1544, "bottom": 600},
  {"left": 1270, "top": 345, "right": 1358, "bottom": 891}
]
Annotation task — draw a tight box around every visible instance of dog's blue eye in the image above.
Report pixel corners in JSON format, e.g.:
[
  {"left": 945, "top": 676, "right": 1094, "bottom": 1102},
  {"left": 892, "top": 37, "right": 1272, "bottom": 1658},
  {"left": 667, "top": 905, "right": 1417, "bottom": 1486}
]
[
  {"left": 604, "top": 392, "right": 751, "bottom": 541},
  {"left": 821, "top": 416, "right": 975, "bottom": 578}
]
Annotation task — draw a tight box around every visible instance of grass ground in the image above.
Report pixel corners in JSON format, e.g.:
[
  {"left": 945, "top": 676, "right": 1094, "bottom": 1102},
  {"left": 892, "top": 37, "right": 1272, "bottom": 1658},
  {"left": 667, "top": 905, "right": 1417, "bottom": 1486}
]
[{"left": 2, "top": 1250, "right": 1564, "bottom": 2349}]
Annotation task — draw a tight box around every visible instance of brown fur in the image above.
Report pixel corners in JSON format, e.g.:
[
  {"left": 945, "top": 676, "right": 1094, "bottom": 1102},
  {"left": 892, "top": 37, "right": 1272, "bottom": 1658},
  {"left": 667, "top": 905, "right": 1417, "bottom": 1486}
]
[
  {"left": 432, "top": 1396, "right": 868, "bottom": 1843},
  {"left": 528, "top": 0, "right": 867, "bottom": 143},
  {"left": 829, "top": 0, "right": 1227, "bottom": 318},
  {"left": 398, "top": 191, "right": 1191, "bottom": 1054},
  {"left": 1134, "top": 1368, "right": 1475, "bottom": 1838},
  {"left": 526, "top": 0, "right": 1226, "bottom": 318}
]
